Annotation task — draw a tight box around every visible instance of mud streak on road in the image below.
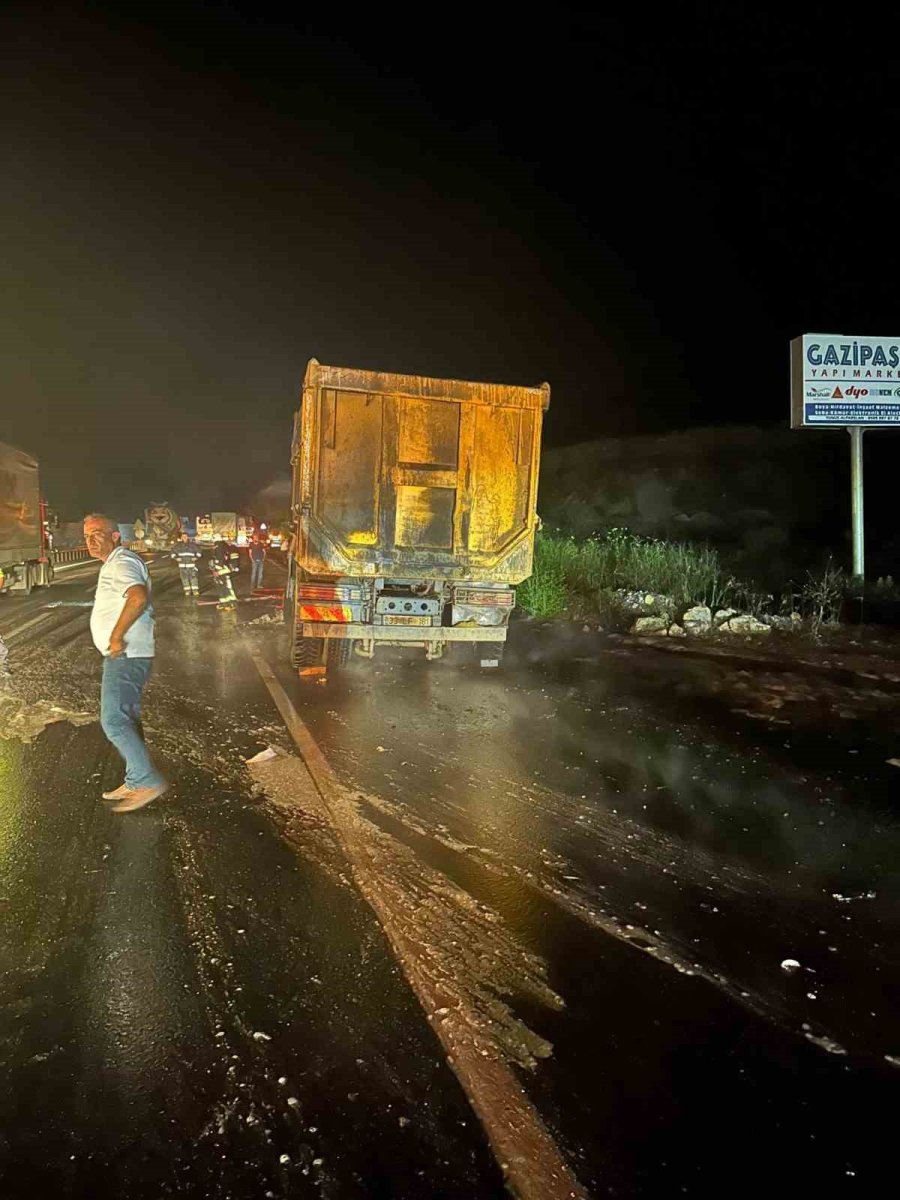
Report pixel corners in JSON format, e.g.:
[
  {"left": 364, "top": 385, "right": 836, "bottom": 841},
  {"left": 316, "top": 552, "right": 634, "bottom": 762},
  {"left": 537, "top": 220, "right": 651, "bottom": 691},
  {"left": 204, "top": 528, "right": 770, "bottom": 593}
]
[{"left": 245, "top": 645, "right": 587, "bottom": 1200}]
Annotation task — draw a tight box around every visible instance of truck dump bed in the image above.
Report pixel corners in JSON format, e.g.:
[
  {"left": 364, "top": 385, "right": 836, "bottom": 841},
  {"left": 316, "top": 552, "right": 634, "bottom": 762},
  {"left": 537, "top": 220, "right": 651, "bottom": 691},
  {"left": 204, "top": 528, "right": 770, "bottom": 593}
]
[{"left": 291, "top": 360, "right": 549, "bottom": 583}]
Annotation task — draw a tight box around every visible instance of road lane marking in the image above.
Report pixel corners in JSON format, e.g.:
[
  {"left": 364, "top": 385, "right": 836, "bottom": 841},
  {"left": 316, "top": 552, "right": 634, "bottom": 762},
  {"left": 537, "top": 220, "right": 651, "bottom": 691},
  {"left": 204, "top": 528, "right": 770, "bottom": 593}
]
[
  {"left": 246, "top": 646, "right": 586, "bottom": 1200},
  {"left": 53, "top": 560, "right": 98, "bottom": 574},
  {"left": 2, "top": 610, "right": 57, "bottom": 641}
]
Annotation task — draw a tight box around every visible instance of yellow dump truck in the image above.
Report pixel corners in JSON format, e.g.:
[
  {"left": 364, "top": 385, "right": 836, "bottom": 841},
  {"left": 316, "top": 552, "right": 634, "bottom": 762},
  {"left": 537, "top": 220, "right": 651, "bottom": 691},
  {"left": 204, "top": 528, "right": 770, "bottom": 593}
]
[{"left": 288, "top": 359, "right": 549, "bottom": 668}]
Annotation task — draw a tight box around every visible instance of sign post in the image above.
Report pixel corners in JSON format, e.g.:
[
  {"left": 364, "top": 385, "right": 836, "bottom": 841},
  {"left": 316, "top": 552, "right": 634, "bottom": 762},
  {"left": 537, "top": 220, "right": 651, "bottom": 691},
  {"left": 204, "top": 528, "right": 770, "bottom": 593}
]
[
  {"left": 791, "top": 333, "right": 900, "bottom": 583},
  {"left": 849, "top": 426, "right": 865, "bottom": 580}
]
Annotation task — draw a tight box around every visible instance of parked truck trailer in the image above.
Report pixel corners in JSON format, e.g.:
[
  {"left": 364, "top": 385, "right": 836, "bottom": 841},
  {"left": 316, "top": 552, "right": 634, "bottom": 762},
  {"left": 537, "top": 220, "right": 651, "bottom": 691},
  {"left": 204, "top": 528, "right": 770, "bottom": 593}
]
[
  {"left": 0, "top": 442, "right": 54, "bottom": 594},
  {"left": 288, "top": 359, "right": 548, "bottom": 669}
]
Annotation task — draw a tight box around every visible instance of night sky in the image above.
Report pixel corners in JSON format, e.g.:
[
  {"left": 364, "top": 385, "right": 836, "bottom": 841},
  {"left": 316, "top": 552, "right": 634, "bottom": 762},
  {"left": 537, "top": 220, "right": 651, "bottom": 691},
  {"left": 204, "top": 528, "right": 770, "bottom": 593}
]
[{"left": 3, "top": 5, "right": 898, "bottom": 521}]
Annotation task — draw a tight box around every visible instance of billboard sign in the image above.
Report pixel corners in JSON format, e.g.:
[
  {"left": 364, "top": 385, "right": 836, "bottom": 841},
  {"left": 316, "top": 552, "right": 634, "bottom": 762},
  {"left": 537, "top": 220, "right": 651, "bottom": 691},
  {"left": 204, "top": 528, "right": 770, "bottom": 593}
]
[{"left": 791, "top": 333, "right": 900, "bottom": 427}]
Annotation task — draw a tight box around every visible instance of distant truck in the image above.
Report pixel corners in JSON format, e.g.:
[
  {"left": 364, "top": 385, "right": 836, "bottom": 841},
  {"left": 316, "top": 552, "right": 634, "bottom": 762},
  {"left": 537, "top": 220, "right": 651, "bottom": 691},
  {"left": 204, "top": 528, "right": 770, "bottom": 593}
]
[
  {"left": 196, "top": 514, "right": 215, "bottom": 543},
  {"left": 139, "top": 502, "right": 182, "bottom": 549},
  {"left": 208, "top": 512, "right": 252, "bottom": 546},
  {"left": 287, "top": 359, "right": 549, "bottom": 669},
  {"left": 0, "top": 442, "right": 54, "bottom": 594}
]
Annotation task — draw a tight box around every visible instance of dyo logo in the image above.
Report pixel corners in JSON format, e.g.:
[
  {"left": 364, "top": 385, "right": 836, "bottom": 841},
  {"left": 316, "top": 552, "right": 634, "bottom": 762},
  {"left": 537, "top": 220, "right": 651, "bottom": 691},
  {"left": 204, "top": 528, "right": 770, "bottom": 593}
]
[{"left": 846, "top": 386, "right": 868, "bottom": 399}]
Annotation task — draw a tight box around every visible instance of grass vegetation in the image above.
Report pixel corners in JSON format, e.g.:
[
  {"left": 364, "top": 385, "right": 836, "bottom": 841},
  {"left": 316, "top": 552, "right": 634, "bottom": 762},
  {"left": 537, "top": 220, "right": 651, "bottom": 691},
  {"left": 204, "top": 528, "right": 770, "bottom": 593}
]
[
  {"left": 518, "top": 528, "right": 729, "bottom": 620},
  {"left": 518, "top": 528, "right": 851, "bottom": 634}
]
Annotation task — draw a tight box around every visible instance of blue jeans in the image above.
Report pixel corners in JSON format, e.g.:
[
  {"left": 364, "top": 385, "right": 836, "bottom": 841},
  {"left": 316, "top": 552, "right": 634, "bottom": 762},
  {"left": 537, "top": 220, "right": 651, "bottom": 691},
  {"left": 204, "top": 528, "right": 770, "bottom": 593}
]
[
  {"left": 250, "top": 559, "right": 264, "bottom": 589},
  {"left": 100, "top": 656, "right": 164, "bottom": 790}
]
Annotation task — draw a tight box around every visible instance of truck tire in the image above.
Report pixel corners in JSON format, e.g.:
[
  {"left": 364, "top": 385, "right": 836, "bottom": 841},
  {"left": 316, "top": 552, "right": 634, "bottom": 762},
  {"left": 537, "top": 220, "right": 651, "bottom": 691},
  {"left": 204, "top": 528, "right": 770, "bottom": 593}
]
[
  {"left": 477, "top": 641, "right": 505, "bottom": 669},
  {"left": 283, "top": 560, "right": 296, "bottom": 623},
  {"left": 326, "top": 637, "right": 351, "bottom": 669},
  {"left": 293, "top": 635, "right": 323, "bottom": 669},
  {"left": 292, "top": 636, "right": 350, "bottom": 671}
]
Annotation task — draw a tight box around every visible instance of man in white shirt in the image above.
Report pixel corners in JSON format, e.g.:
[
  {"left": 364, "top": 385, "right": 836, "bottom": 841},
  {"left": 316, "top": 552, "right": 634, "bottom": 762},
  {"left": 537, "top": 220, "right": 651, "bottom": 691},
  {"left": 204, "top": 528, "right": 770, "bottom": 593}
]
[{"left": 84, "top": 514, "right": 167, "bottom": 813}]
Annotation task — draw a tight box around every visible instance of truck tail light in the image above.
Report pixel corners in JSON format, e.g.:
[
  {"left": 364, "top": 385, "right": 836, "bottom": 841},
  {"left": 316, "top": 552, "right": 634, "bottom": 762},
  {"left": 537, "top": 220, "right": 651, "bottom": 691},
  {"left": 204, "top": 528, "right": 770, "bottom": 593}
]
[
  {"left": 297, "top": 583, "right": 365, "bottom": 602},
  {"left": 453, "top": 588, "right": 515, "bottom": 606}
]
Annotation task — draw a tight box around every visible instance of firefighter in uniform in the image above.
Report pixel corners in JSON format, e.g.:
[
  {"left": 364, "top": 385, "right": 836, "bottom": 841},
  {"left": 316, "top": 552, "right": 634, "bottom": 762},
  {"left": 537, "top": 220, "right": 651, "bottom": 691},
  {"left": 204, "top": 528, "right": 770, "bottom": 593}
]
[
  {"left": 172, "top": 533, "right": 202, "bottom": 596},
  {"left": 209, "top": 554, "right": 237, "bottom": 610}
]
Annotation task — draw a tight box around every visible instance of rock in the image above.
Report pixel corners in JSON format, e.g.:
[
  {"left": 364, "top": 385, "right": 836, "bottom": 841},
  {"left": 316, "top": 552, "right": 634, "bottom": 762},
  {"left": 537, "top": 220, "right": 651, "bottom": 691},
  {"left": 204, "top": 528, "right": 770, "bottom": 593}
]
[
  {"left": 682, "top": 604, "right": 712, "bottom": 635},
  {"left": 630, "top": 616, "right": 669, "bottom": 635},
  {"left": 616, "top": 589, "right": 675, "bottom": 617},
  {"left": 667, "top": 623, "right": 686, "bottom": 638},
  {"left": 713, "top": 608, "right": 739, "bottom": 625},
  {"left": 720, "top": 614, "right": 772, "bottom": 636},
  {"left": 765, "top": 612, "right": 803, "bottom": 631}
]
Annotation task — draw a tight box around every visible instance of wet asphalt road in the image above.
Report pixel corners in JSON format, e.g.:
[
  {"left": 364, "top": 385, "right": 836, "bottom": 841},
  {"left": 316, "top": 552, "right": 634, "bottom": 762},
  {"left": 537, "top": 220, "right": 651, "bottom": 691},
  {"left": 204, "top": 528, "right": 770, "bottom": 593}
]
[{"left": 1, "top": 553, "right": 898, "bottom": 1197}]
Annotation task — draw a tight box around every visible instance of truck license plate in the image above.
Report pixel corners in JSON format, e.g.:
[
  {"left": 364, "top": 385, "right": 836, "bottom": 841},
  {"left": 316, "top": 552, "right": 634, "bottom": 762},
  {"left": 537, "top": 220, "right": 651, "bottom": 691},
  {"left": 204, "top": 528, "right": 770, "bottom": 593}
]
[{"left": 383, "top": 615, "right": 431, "bottom": 626}]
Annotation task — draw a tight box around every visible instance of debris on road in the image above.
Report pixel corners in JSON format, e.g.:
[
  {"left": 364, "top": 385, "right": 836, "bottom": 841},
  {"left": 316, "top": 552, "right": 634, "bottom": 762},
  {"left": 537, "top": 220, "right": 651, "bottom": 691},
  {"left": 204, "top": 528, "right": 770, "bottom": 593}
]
[
  {"left": 0, "top": 693, "right": 95, "bottom": 743},
  {"left": 780, "top": 958, "right": 801, "bottom": 973},
  {"left": 802, "top": 1031, "right": 847, "bottom": 1055},
  {"left": 245, "top": 746, "right": 282, "bottom": 764}
]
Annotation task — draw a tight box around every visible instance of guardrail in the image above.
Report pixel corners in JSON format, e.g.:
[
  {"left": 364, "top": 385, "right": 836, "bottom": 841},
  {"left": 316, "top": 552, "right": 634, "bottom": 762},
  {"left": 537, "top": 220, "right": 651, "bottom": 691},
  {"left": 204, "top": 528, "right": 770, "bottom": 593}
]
[
  {"left": 52, "top": 546, "right": 91, "bottom": 565},
  {"left": 50, "top": 542, "right": 174, "bottom": 565}
]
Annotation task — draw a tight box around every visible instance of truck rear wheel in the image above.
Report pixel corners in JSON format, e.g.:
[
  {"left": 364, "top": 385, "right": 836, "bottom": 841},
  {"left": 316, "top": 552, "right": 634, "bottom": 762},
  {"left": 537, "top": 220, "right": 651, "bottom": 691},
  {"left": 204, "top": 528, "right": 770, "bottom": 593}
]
[
  {"left": 292, "top": 635, "right": 351, "bottom": 671},
  {"left": 293, "top": 635, "right": 322, "bottom": 669},
  {"left": 326, "top": 638, "right": 351, "bottom": 669}
]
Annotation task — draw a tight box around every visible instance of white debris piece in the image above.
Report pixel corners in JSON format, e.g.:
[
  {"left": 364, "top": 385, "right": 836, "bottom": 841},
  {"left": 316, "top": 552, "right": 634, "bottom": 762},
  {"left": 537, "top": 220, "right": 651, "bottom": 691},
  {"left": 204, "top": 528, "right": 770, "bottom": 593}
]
[
  {"left": 804, "top": 1031, "right": 847, "bottom": 1055},
  {"left": 252, "top": 1031, "right": 272, "bottom": 1042},
  {"left": 245, "top": 746, "right": 280, "bottom": 764},
  {"left": 780, "top": 958, "right": 801, "bottom": 973}
]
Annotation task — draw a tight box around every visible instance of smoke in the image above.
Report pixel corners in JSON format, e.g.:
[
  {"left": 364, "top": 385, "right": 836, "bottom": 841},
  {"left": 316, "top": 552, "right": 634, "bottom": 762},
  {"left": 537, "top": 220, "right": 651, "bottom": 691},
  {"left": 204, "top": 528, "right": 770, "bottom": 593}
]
[{"left": 250, "top": 473, "right": 291, "bottom": 519}]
